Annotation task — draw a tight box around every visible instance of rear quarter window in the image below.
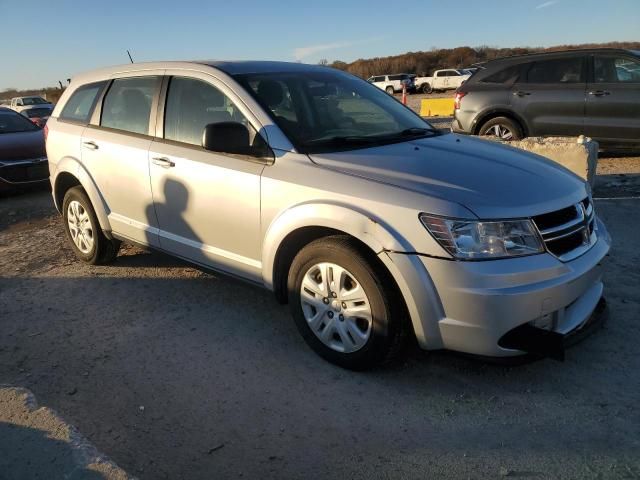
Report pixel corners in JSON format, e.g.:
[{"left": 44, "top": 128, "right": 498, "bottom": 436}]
[
  {"left": 481, "top": 64, "right": 522, "bottom": 84},
  {"left": 59, "top": 82, "right": 106, "bottom": 123}
]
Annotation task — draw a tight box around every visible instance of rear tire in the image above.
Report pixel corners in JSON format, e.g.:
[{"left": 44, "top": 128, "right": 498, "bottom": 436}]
[
  {"left": 288, "top": 236, "right": 406, "bottom": 370},
  {"left": 385, "top": 86, "right": 395, "bottom": 95},
  {"left": 478, "top": 116, "right": 523, "bottom": 141},
  {"left": 62, "top": 186, "right": 120, "bottom": 265}
]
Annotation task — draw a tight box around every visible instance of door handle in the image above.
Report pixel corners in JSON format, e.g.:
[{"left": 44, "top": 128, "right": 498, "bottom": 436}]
[
  {"left": 588, "top": 90, "right": 611, "bottom": 96},
  {"left": 513, "top": 91, "right": 531, "bottom": 97},
  {"left": 152, "top": 157, "right": 175, "bottom": 168},
  {"left": 82, "top": 141, "right": 99, "bottom": 150}
]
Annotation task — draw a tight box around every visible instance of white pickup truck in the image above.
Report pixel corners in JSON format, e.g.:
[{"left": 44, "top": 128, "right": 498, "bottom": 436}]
[
  {"left": 8, "top": 96, "right": 53, "bottom": 113},
  {"left": 413, "top": 69, "right": 471, "bottom": 94}
]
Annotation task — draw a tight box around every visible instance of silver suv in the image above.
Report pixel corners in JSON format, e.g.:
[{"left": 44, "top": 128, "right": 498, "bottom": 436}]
[{"left": 46, "top": 61, "right": 611, "bottom": 370}]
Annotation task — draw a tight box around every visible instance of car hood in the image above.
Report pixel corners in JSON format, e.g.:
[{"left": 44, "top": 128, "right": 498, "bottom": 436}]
[
  {"left": 308, "top": 133, "right": 587, "bottom": 218},
  {"left": 0, "top": 129, "right": 46, "bottom": 162}
]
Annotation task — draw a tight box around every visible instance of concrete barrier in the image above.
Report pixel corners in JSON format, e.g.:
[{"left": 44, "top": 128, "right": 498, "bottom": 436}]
[
  {"left": 490, "top": 136, "right": 599, "bottom": 187},
  {"left": 420, "top": 98, "right": 455, "bottom": 117}
]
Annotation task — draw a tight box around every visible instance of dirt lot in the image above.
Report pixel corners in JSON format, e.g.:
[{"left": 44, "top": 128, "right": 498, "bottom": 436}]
[{"left": 1, "top": 160, "right": 640, "bottom": 479}]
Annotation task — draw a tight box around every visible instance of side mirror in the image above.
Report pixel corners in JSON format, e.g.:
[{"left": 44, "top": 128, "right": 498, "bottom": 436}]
[{"left": 202, "top": 122, "right": 250, "bottom": 155}]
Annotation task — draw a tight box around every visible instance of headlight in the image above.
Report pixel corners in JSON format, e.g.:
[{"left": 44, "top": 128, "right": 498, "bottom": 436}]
[{"left": 420, "top": 214, "right": 544, "bottom": 260}]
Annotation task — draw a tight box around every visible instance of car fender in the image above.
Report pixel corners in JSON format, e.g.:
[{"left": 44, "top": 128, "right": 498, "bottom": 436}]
[
  {"left": 472, "top": 106, "right": 529, "bottom": 136},
  {"left": 53, "top": 156, "right": 112, "bottom": 233},
  {"left": 261, "top": 202, "right": 445, "bottom": 350},
  {"left": 262, "top": 202, "right": 409, "bottom": 289}
]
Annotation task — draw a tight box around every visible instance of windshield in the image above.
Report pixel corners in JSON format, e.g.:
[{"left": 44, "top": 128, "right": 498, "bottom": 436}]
[
  {"left": 0, "top": 111, "right": 40, "bottom": 133},
  {"left": 234, "top": 69, "right": 440, "bottom": 154},
  {"left": 22, "top": 97, "right": 48, "bottom": 105}
]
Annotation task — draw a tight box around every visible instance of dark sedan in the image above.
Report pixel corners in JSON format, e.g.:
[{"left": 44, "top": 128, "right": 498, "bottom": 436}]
[{"left": 0, "top": 107, "right": 49, "bottom": 192}]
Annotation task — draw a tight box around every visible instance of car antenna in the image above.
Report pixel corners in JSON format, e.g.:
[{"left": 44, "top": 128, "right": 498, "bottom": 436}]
[{"left": 127, "top": 50, "right": 134, "bottom": 64}]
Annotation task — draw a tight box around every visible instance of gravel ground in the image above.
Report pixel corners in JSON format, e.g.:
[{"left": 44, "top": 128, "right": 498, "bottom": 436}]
[{"left": 1, "top": 171, "right": 639, "bottom": 479}]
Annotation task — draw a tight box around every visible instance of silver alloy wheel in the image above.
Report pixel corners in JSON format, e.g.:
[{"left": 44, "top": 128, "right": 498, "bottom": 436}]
[
  {"left": 485, "top": 124, "right": 513, "bottom": 140},
  {"left": 67, "top": 200, "right": 94, "bottom": 254},
  {"left": 300, "top": 262, "right": 373, "bottom": 353}
]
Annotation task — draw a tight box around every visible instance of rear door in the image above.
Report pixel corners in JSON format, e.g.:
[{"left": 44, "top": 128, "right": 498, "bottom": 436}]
[
  {"left": 81, "top": 72, "right": 163, "bottom": 246},
  {"left": 585, "top": 53, "right": 640, "bottom": 142},
  {"left": 510, "top": 56, "right": 587, "bottom": 136}
]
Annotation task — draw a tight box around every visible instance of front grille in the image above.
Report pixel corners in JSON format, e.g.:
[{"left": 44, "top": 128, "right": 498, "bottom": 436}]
[{"left": 532, "top": 197, "right": 596, "bottom": 262}]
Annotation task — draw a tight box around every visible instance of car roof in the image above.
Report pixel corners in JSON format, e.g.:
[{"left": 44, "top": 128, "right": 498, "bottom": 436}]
[
  {"left": 197, "top": 60, "right": 334, "bottom": 75},
  {"left": 66, "top": 60, "right": 348, "bottom": 87},
  {"left": 487, "top": 48, "right": 638, "bottom": 66}
]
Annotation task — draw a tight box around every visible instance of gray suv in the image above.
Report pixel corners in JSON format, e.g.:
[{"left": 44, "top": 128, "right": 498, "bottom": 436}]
[
  {"left": 46, "top": 61, "right": 610, "bottom": 370},
  {"left": 452, "top": 49, "right": 640, "bottom": 146}
]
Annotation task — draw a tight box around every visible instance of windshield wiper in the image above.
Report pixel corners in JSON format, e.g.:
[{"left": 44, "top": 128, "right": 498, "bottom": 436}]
[
  {"left": 396, "top": 127, "right": 441, "bottom": 137},
  {"left": 305, "top": 135, "right": 380, "bottom": 147}
]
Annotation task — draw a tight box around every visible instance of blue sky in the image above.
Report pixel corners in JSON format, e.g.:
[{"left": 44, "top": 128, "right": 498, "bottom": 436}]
[{"left": 1, "top": 0, "right": 638, "bottom": 90}]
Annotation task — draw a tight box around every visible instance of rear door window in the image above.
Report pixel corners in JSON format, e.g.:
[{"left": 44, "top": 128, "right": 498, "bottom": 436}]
[
  {"left": 526, "top": 57, "right": 585, "bottom": 83},
  {"left": 594, "top": 55, "right": 640, "bottom": 83},
  {"left": 100, "top": 77, "right": 159, "bottom": 135},
  {"left": 59, "top": 82, "right": 106, "bottom": 123},
  {"left": 481, "top": 64, "right": 522, "bottom": 84}
]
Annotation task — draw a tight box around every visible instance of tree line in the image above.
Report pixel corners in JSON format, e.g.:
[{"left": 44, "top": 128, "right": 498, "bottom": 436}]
[{"left": 326, "top": 41, "right": 640, "bottom": 78}]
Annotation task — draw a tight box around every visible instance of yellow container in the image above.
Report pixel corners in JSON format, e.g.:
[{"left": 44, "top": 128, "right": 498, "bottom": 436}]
[{"left": 419, "top": 98, "right": 455, "bottom": 117}]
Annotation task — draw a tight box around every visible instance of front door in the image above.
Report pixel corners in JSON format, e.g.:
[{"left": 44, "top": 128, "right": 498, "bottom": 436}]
[
  {"left": 510, "top": 56, "right": 587, "bottom": 137},
  {"left": 149, "top": 74, "right": 265, "bottom": 281},
  {"left": 585, "top": 53, "right": 640, "bottom": 142},
  {"left": 81, "top": 74, "right": 162, "bottom": 246}
]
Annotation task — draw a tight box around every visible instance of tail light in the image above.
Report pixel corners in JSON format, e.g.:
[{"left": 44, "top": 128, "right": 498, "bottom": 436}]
[
  {"left": 454, "top": 91, "right": 467, "bottom": 110},
  {"left": 43, "top": 124, "right": 49, "bottom": 142}
]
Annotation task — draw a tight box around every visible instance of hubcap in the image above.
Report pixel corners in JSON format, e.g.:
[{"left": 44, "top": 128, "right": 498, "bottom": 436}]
[
  {"left": 300, "top": 262, "right": 373, "bottom": 353},
  {"left": 67, "top": 200, "right": 94, "bottom": 254},
  {"left": 485, "top": 124, "right": 513, "bottom": 140}
]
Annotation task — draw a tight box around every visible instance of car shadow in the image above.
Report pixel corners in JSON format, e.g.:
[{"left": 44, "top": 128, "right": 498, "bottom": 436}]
[
  {"left": 0, "top": 422, "right": 106, "bottom": 480},
  {"left": 594, "top": 173, "right": 640, "bottom": 198}
]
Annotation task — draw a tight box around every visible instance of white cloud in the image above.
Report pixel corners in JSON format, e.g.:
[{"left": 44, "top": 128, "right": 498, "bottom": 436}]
[
  {"left": 535, "top": 0, "right": 558, "bottom": 9},
  {"left": 293, "top": 41, "right": 354, "bottom": 61},
  {"left": 293, "top": 37, "right": 385, "bottom": 61}
]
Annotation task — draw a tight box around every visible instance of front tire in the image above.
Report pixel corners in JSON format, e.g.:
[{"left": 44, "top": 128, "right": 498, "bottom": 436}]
[
  {"left": 421, "top": 83, "right": 432, "bottom": 94},
  {"left": 288, "top": 236, "right": 406, "bottom": 370},
  {"left": 385, "top": 86, "right": 395, "bottom": 95},
  {"left": 478, "top": 116, "right": 523, "bottom": 141},
  {"left": 62, "top": 186, "right": 120, "bottom": 265}
]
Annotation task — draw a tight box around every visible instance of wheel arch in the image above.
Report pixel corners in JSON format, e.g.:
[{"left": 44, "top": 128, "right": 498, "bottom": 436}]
[
  {"left": 52, "top": 157, "right": 113, "bottom": 235},
  {"left": 263, "top": 203, "right": 408, "bottom": 303},
  {"left": 472, "top": 108, "right": 529, "bottom": 137},
  {"left": 264, "top": 204, "right": 443, "bottom": 350}
]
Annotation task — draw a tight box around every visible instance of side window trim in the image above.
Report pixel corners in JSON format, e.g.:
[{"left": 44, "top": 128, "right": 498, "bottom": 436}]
[
  {"left": 154, "top": 75, "right": 170, "bottom": 139},
  {"left": 89, "top": 79, "right": 112, "bottom": 126}
]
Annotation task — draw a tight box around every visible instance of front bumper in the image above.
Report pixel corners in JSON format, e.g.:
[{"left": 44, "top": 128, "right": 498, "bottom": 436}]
[
  {"left": 0, "top": 158, "right": 50, "bottom": 188},
  {"left": 391, "top": 217, "right": 611, "bottom": 357}
]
